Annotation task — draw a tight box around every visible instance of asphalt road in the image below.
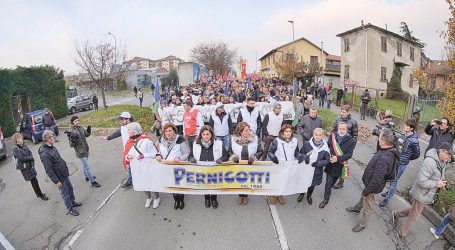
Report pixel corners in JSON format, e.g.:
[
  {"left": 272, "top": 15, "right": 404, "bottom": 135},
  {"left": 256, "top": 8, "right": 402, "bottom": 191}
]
[{"left": 0, "top": 94, "right": 450, "bottom": 250}]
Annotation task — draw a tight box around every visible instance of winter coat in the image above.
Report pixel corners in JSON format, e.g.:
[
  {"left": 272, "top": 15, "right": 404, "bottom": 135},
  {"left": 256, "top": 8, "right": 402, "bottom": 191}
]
[
  {"left": 325, "top": 133, "right": 356, "bottom": 177},
  {"left": 362, "top": 146, "right": 399, "bottom": 196},
  {"left": 326, "top": 89, "right": 333, "bottom": 101},
  {"left": 68, "top": 125, "right": 91, "bottom": 159},
  {"left": 156, "top": 135, "right": 190, "bottom": 161},
  {"left": 424, "top": 124, "right": 454, "bottom": 154},
  {"left": 191, "top": 139, "right": 229, "bottom": 162},
  {"left": 38, "top": 143, "right": 70, "bottom": 184},
  {"left": 410, "top": 148, "right": 447, "bottom": 205},
  {"left": 333, "top": 114, "right": 359, "bottom": 140},
  {"left": 13, "top": 144, "right": 37, "bottom": 181},
  {"left": 268, "top": 136, "right": 299, "bottom": 163},
  {"left": 298, "top": 114, "right": 323, "bottom": 141},
  {"left": 399, "top": 131, "right": 420, "bottom": 166},
  {"left": 229, "top": 134, "right": 263, "bottom": 161},
  {"left": 361, "top": 91, "right": 371, "bottom": 104},
  {"left": 336, "top": 89, "right": 344, "bottom": 100},
  {"left": 299, "top": 140, "right": 330, "bottom": 186}
]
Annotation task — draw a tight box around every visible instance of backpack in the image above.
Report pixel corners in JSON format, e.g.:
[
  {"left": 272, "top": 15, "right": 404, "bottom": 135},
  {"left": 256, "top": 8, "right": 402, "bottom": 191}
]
[{"left": 385, "top": 152, "right": 400, "bottom": 182}]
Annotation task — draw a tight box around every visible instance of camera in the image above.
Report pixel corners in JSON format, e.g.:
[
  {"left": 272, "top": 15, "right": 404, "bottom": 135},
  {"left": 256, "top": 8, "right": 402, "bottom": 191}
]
[
  {"left": 372, "top": 122, "right": 408, "bottom": 154},
  {"left": 436, "top": 120, "right": 443, "bottom": 125},
  {"left": 64, "top": 130, "right": 79, "bottom": 143}
]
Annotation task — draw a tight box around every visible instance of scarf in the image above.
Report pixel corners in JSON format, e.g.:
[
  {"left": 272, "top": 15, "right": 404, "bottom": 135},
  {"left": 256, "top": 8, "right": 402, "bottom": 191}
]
[
  {"left": 162, "top": 134, "right": 177, "bottom": 150},
  {"left": 232, "top": 132, "right": 256, "bottom": 146},
  {"left": 122, "top": 134, "right": 152, "bottom": 170},
  {"left": 201, "top": 139, "right": 212, "bottom": 149}
]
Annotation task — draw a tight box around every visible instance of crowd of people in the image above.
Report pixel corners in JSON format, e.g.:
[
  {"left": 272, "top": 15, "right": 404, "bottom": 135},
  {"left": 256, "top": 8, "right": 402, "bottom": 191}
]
[{"left": 11, "top": 79, "right": 455, "bottom": 245}]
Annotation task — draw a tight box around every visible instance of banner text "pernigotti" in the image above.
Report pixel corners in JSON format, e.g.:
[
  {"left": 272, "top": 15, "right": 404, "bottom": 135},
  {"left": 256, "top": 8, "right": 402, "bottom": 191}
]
[{"left": 174, "top": 168, "right": 271, "bottom": 185}]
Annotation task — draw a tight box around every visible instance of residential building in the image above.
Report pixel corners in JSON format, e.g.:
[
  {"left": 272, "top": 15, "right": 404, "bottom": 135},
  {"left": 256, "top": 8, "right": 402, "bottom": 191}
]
[
  {"left": 337, "top": 23, "right": 424, "bottom": 96},
  {"left": 259, "top": 36, "right": 329, "bottom": 78},
  {"left": 125, "top": 67, "right": 168, "bottom": 89},
  {"left": 152, "top": 55, "right": 184, "bottom": 71},
  {"left": 323, "top": 55, "right": 341, "bottom": 89},
  {"left": 424, "top": 60, "right": 451, "bottom": 91},
  {"left": 177, "top": 62, "right": 202, "bottom": 87},
  {"left": 126, "top": 56, "right": 154, "bottom": 70}
]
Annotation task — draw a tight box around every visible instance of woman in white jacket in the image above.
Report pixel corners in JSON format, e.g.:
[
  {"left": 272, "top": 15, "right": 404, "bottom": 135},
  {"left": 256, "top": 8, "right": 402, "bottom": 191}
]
[
  {"left": 156, "top": 123, "right": 190, "bottom": 210},
  {"left": 125, "top": 122, "right": 160, "bottom": 209}
]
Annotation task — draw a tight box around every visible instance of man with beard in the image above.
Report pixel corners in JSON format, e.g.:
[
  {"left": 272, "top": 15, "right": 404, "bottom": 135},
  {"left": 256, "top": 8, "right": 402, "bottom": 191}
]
[{"left": 298, "top": 107, "right": 323, "bottom": 142}]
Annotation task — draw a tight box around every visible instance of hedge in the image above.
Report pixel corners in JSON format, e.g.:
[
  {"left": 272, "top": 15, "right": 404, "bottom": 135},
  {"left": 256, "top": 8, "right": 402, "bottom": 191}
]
[{"left": 0, "top": 66, "right": 67, "bottom": 137}]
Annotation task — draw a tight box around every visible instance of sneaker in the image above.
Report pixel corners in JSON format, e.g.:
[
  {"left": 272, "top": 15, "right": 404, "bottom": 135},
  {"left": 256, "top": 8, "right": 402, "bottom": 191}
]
[
  {"left": 152, "top": 197, "right": 161, "bottom": 209},
  {"left": 391, "top": 210, "right": 398, "bottom": 228},
  {"left": 269, "top": 196, "right": 276, "bottom": 204},
  {"left": 346, "top": 207, "right": 361, "bottom": 214},
  {"left": 40, "top": 194, "right": 49, "bottom": 201},
  {"left": 352, "top": 224, "right": 366, "bottom": 233},
  {"left": 145, "top": 198, "right": 152, "bottom": 208},
  {"left": 85, "top": 176, "right": 96, "bottom": 182},
  {"left": 379, "top": 199, "right": 388, "bottom": 207},
  {"left": 68, "top": 208, "right": 79, "bottom": 216},
  {"left": 72, "top": 201, "right": 82, "bottom": 207},
  {"left": 333, "top": 183, "right": 344, "bottom": 189},
  {"left": 429, "top": 228, "right": 440, "bottom": 240},
  {"left": 238, "top": 197, "right": 244, "bottom": 205},
  {"left": 396, "top": 231, "right": 406, "bottom": 245},
  {"left": 277, "top": 196, "right": 285, "bottom": 204},
  {"left": 121, "top": 181, "right": 133, "bottom": 189},
  {"left": 91, "top": 181, "right": 101, "bottom": 188},
  {"left": 381, "top": 191, "right": 388, "bottom": 198}
]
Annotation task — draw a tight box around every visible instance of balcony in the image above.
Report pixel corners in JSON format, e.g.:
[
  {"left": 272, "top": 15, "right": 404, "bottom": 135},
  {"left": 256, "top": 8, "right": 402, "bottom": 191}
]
[{"left": 325, "top": 63, "right": 341, "bottom": 72}]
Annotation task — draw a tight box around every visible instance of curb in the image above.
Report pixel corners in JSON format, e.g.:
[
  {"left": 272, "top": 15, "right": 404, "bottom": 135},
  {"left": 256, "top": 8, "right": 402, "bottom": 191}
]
[{"left": 422, "top": 205, "right": 455, "bottom": 246}]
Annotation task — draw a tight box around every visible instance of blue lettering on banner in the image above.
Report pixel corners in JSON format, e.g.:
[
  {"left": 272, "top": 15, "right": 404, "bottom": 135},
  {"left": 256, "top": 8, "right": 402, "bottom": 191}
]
[
  {"left": 195, "top": 173, "right": 206, "bottom": 184},
  {"left": 174, "top": 168, "right": 186, "bottom": 185},
  {"left": 186, "top": 171, "right": 194, "bottom": 183},
  {"left": 173, "top": 168, "right": 271, "bottom": 186},
  {"left": 224, "top": 171, "right": 234, "bottom": 183},
  {"left": 236, "top": 172, "right": 248, "bottom": 183},
  {"left": 265, "top": 172, "right": 270, "bottom": 184},
  {"left": 207, "top": 173, "right": 217, "bottom": 184}
]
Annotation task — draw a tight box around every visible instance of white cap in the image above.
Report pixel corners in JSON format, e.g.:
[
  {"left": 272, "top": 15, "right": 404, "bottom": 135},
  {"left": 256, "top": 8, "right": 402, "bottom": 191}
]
[
  {"left": 215, "top": 102, "right": 224, "bottom": 109},
  {"left": 119, "top": 111, "right": 132, "bottom": 119}
]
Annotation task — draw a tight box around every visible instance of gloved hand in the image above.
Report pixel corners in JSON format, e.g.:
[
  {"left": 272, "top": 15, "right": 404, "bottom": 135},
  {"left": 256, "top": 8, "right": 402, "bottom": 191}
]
[
  {"left": 272, "top": 157, "right": 279, "bottom": 164},
  {"left": 137, "top": 154, "right": 144, "bottom": 160},
  {"left": 311, "top": 162, "right": 318, "bottom": 168},
  {"left": 86, "top": 125, "right": 92, "bottom": 134},
  {"left": 248, "top": 158, "right": 254, "bottom": 165},
  {"left": 304, "top": 156, "right": 310, "bottom": 165},
  {"left": 215, "top": 158, "right": 223, "bottom": 164},
  {"left": 190, "top": 158, "right": 197, "bottom": 164},
  {"left": 233, "top": 157, "right": 240, "bottom": 164},
  {"left": 298, "top": 156, "right": 304, "bottom": 164}
]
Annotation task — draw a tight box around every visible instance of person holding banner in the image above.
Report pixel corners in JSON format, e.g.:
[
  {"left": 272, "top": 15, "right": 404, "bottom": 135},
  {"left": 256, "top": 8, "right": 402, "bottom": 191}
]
[
  {"left": 261, "top": 102, "right": 285, "bottom": 161},
  {"left": 320, "top": 122, "right": 356, "bottom": 209},
  {"left": 125, "top": 122, "right": 161, "bottom": 209},
  {"left": 183, "top": 101, "right": 204, "bottom": 155},
  {"left": 268, "top": 124, "right": 300, "bottom": 205},
  {"left": 229, "top": 122, "right": 263, "bottom": 205},
  {"left": 296, "top": 128, "right": 331, "bottom": 205},
  {"left": 189, "top": 125, "right": 229, "bottom": 209},
  {"left": 237, "top": 97, "right": 262, "bottom": 137},
  {"left": 156, "top": 123, "right": 190, "bottom": 210}
]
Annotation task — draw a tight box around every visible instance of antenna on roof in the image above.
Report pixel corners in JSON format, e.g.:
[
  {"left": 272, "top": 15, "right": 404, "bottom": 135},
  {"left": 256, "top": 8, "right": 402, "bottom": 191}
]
[
  {"left": 385, "top": 24, "right": 388, "bottom": 30},
  {"left": 361, "top": 20, "right": 364, "bottom": 26}
]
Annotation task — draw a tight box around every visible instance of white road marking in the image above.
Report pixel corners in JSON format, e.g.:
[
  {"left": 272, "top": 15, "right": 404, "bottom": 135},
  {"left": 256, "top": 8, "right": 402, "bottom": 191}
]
[
  {"left": 268, "top": 203, "right": 289, "bottom": 250},
  {"left": 0, "top": 230, "right": 15, "bottom": 250},
  {"left": 63, "top": 184, "right": 121, "bottom": 250}
]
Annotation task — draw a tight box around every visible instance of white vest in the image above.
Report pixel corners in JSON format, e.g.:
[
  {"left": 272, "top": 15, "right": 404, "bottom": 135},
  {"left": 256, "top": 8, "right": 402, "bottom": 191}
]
[
  {"left": 274, "top": 137, "right": 298, "bottom": 162},
  {"left": 266, "top": 111, "right": 284, "bottom": 137},
  {"left": 158, "top": 142, "right": 183, "bottom": 160},
  {"left": 121, "top": 125, "right": 129, "bottom": 148},
  {"left": 240, "top": 107, "right": 260, "bottom": 133},
  {"left": 192, "top": 139, "right": 223, "bottom": 161},
  {"left": 211, "top": 112, "right": 230, "bottom": 137},
  {"left": 231, "top": 137, "right": 258, "bottom": 158}
]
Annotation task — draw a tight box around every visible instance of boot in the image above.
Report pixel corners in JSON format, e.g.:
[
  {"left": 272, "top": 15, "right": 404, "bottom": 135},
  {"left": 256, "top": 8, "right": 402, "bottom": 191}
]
[
  {"left": 269, "top": 196, "right": 276, "bottom": 204},
  {"left": 307, "top": 195, "right": 312, "bottom": 205},
  {"left": 297, "top": 193, "right": 305, "bottom": 203},
  {"left": 277, "top": 196, "right": 285, "bottom": 204}
]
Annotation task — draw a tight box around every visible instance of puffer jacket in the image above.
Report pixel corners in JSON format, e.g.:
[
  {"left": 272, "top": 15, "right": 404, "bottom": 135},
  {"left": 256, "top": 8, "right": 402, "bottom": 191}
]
[
  {"left": 333, "top": 114, "right": 358, "bottom": 140},
  {"left": 38, "top": 143, "right": 70, "bottom": 184},
  {"left": 362, "top": 146, "right": 399, "bottom": 196},
  {"left": 399, "top": 131, "right": 420, "bottom": 165},
  {"left": 410, "top": 148, "right": 447, "bottom": 205},
  {"left": 424, "top": 124, "right": 454, "bottom": 154},
  {"left": 13, "top": 144, "right": 37, "bottom": 181},
  {"left": 68, "top": 125, "right": 91, "bottom": 158}
]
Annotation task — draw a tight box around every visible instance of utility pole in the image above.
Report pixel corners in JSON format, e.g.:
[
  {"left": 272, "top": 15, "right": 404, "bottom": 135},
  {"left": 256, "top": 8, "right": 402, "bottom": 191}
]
[{"left": 288, "top": 20, "right": 295, "bottom": 85}]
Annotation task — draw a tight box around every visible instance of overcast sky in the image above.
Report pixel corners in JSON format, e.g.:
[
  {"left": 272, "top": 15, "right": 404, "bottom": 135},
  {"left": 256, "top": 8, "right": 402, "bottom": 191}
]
[{"left": 0, "top": 0, "right": 450, "bottom": 75}]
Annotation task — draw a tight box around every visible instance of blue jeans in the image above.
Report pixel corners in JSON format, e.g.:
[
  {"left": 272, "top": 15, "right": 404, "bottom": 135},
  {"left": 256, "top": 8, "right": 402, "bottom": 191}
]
[
  {"left": 327, "top": 100, "right": 332, "bottom": 109},
  {"left": 59, "top": 178, "right": 75, "bottom": 210},
  {"left": 126, "top": 165, "right": 132, "bottom": 185},
  {"left": 216, "top": 135, "right": 231, "bottom": 152},
  {"left": 385, "top": 164, "right": 407, "bottom": 202},
  {"left": 435, "top": 213, "right": 452, "bottom": 235},
  {"left": 80, "top": 157, "right": 95, "bottom": 182}
]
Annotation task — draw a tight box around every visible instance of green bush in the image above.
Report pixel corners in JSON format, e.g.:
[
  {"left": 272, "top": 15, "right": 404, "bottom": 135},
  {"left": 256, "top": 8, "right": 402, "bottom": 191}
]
[
  {"left": 0, "top": 69, "right": 16, "bottom": 137},
  {"left": 433, "top": 186, "right": 455, "bottom": 217},
  {"left": 317, "top": 108, "right": 337, "bottom": 133}
]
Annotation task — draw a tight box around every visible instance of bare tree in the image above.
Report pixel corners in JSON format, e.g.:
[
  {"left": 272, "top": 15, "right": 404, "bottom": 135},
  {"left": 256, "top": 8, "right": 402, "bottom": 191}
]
[
  {"left": 74, "top": 40, "right": 129, "bottom": 109},
  {"left": 190, "top": 42, "right": 237, "bottom": 76}
]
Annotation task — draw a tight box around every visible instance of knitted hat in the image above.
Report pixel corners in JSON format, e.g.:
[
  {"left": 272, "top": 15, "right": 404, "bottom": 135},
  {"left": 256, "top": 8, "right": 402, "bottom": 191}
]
[{"left": 71, "top": 116, "right": 79, "bottom": 124}]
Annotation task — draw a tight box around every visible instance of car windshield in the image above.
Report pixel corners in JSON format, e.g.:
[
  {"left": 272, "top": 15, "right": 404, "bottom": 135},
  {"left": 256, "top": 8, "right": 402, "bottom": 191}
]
[{"left": 34, "top": 114, "right": 43, "bottom": 124}]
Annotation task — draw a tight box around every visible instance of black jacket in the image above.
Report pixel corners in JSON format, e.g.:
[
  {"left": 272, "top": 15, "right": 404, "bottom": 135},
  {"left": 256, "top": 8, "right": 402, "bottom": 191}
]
[
  {"left": 332, "top": 114, "right": 359, "bottom": 140},
  {"left": 325, "top": 133, "right": 356, "bottom": 177},
  {"left": 42, "top": 113, "right": 55, "bottom": 128},
  {"left": 13, "top": 144, "right": 37, "bottom": 181},
  {"left": 362, "top": 146, "right": 399, "bottom": 196},
  {"left": 38, "top": 143, "right": 70, "bottom": 184},
  {"left": 424, "top": 124, "right": 454, "bottom": 154}
]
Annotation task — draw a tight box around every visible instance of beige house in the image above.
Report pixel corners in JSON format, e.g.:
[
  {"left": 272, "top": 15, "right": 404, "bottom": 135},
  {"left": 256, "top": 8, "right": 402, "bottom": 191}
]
[
  {"left": 424, "top": 60, "right": 451, "bottom": 91},
  {"left": 152, "top": 55, "right": 184, "bottom": 71},
  {"left": 126, "top": 56, "right": 154, "bottom": 69},
  {"left": 337, "top": 23, "right": 424, "bottom": 96},
  {"left": 259, "top": 36, "right": 329, "bottom": 78}
]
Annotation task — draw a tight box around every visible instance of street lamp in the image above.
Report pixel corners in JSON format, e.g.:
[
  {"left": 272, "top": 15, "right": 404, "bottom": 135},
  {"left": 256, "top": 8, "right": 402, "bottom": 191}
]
[
  {"left": 107, "top": 32, "right": 117, "bottom": 65},
  {"left": 288, "top": 20, "right": 295, "bottom": 85}
]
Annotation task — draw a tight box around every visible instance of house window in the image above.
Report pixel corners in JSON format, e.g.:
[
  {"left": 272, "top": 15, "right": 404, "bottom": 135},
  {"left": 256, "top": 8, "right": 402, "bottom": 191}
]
[
  {"left": 380, "top": 67, "right": 387, "bottom": 82},
  {"left": 409, "top": 74, "right": 413, "bottom": 88},
  {"left": 344, "top": 38, "right": 350, "bottom": 52},
  {"left": 310, "top": 56, "right": 318, "bottom": 65},
  {"left": 381, "top": 36, "right": 387, "bottom": 52},
  {"left": 410, "top": 47, "right": 415, "bottom": 61},
  {"left": 344, "top": 65, "right": 350, "bottom": 80},
  {"left": 397, "top": 42, "right": 402, "bottom": 57}
]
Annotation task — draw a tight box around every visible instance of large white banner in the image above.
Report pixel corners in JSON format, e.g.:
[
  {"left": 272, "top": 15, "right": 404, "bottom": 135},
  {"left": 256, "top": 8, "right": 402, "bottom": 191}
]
[
  {"left": 130, "top": 159, "right": 315, "bottom": 195},
  {"left": 160, "top": 101, "right": 296, "bottom": 124}
]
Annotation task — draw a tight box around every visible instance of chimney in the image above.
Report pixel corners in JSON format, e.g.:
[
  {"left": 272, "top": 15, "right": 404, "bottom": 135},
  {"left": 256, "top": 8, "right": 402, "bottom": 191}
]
[
  {"left": 385, "top": 24, "right": 388, "bottom": 30},
  {"left": 361, "top": 20, "right": 364, "bottom": 26}
]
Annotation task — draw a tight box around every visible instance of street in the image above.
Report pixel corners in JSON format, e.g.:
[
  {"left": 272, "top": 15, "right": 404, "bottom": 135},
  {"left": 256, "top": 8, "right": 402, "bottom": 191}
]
[{"left": 0, "top": 94, "right": 450, "bottom": 250}]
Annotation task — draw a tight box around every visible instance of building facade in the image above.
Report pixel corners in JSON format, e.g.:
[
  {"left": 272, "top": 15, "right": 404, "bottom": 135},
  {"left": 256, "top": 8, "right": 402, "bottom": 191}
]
[
  {"left": 337, "top": 23, "right": 423, "bottom": 96},
  {"left": 152, "top": 55, "right": 184, "bottom": 71},
  {"left": 125, "top": 67, "right": 169, "bottom": 89},
  {"left": 322, "top": 55, "right": 341, "bottom": 89},
  {"left": 424, "top": 60, "right": 451, "bottom": 91}
]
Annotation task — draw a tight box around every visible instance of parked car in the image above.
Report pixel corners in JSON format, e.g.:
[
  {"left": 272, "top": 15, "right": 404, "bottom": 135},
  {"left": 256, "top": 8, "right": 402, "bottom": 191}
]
[
  {"left": 68, "top": 95, "right": 93, "bottom": 114},
  {"left": 0, "top": 126, "right": 6, "bottom": 160},
  {"left": 19, "top": 110, "right": 59, "bottom": 144}
]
